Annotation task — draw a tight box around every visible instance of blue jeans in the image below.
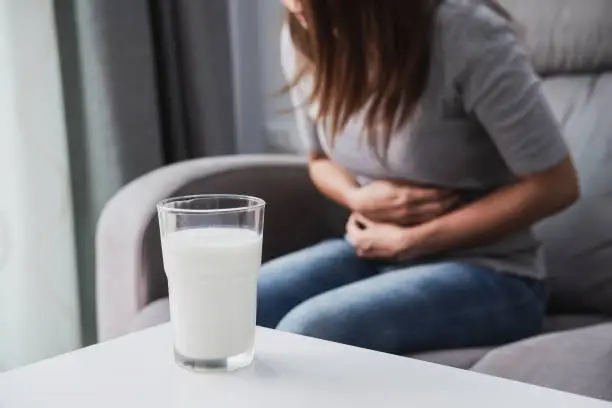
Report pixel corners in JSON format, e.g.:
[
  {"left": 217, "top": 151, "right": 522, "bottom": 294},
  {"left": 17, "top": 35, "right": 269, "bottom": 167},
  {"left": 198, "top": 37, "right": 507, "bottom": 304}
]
[{"left": 257, "top": 239, "right": 546, "bottom": 355}]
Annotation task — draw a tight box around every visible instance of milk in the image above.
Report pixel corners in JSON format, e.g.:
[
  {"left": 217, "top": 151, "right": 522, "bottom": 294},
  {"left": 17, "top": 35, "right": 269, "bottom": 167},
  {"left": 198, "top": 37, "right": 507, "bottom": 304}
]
[{"left": 161, "top": 228, "right": 262, "bottom": 361}]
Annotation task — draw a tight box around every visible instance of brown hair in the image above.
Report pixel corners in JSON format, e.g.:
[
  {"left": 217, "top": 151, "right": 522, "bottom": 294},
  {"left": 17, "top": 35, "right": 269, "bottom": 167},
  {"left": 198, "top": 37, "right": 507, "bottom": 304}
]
[{"left": 285, "top": 0, "right": 511, "bottom": 155}]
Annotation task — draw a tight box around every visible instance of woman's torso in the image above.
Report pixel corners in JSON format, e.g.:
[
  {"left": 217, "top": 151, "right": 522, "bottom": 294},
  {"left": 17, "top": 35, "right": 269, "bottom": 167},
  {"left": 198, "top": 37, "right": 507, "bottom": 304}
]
[{"left": 283, "top": 0, "right": 558, "bottom": 279}]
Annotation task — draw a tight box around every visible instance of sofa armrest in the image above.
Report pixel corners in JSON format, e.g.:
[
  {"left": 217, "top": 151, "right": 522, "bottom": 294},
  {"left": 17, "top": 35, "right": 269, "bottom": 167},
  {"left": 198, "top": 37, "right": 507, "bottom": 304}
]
[
  {"left": 472, "top": 322, "right": 612, "bottom": 401},
  {"left": 96, "top": 154, "right": 347, "bottom": 341}
]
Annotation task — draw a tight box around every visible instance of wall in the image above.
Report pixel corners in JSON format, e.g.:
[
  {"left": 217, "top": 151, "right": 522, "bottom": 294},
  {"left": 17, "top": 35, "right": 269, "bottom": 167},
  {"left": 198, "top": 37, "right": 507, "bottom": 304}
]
[{"left": 256, "top": 0, "right": 302, "bottom": 153}]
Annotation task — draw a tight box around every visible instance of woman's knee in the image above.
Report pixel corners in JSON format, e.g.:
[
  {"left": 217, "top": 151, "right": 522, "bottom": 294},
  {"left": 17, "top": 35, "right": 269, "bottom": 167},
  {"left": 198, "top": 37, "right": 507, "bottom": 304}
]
[
  {"left": 257, "top": 239, "right": 356, "bottom": 328},
  {"left": 276, "top": 295, "right": 401, "bottom": 353},
  {"left": 277, "top": 292, "right": 371, "bottom": 348},
  {"left": 276, "top": 296, "right": 358, "bottom": 344}
]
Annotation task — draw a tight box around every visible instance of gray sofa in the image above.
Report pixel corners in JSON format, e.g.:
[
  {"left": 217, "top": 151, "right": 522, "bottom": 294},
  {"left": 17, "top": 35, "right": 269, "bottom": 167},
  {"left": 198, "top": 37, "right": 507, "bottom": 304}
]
[{"left": 96, "top": 0, "right": 612, "bottom": 401}]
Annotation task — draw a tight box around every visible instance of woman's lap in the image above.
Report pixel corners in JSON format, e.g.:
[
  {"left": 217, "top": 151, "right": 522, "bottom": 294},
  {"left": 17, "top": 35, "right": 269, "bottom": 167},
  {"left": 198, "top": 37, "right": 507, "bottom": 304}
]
[
  {"left": 257, "top": 239, "right": 545, "bottom": 355},
  {"left": 257, "top": 239, "right": 378, "bottom": 328}
]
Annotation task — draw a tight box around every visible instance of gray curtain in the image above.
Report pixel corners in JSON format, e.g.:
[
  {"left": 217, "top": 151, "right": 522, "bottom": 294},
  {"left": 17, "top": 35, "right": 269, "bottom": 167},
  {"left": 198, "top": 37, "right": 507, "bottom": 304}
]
[{"left": 54, "top": 0, "right": 238, "bottom": 343}]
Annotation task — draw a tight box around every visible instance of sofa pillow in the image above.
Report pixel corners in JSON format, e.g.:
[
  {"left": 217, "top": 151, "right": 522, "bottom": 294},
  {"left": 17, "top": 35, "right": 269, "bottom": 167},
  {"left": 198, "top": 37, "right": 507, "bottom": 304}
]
[{"left": 499, "top": 0, "right": 612, "bottom": 75}]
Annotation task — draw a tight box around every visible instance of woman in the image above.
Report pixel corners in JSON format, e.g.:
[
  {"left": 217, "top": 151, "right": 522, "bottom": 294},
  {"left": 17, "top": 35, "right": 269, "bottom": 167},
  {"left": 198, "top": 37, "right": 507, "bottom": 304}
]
[{"left": 257, "top": 0, "right": 579, "bottom": 355}]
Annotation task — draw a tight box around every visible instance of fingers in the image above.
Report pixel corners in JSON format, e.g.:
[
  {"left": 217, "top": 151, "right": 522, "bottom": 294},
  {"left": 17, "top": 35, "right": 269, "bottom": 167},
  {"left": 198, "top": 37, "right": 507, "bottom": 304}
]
[
  {"left": 410, "top": 195, "right": 460, "bottom": 224},
  {"left": 354, "top": 181, "right": 459, "bottom": 225},
  {"left": 346, "top": 214, "right": 366, "bottom": 245},
  {"left": 405, "top": 187, "right": 453, "bottom": 205},
  {"left": 352, "top": 213, "right": 376, "bottom": 228},
  {"left": 354, "top": 182, "right": 398, "bottom": 213},
  {"left": 369, "top": 179, "right": 452, "bottom": 203},
  {"left": 345, "top": 214, "right": 359, "bottom": 239},
  {"left": 356, "top": 248, "right": 376, "bottom": 258},
  {"left": 346, "top": 214, "right": 374, "bottom": 256}
]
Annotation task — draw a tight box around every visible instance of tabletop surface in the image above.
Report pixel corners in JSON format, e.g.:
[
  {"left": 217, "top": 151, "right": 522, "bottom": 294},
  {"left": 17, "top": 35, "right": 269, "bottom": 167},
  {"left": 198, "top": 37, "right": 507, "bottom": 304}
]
[{"left": 0, "top": 325, "right": 610, "bottom": 408}]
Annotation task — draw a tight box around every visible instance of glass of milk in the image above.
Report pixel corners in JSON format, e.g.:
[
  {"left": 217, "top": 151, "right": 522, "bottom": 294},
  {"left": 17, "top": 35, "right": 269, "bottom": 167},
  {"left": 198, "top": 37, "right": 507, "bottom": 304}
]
[{"left": 157, "top": 194, "right": 265, "bottom": 372}]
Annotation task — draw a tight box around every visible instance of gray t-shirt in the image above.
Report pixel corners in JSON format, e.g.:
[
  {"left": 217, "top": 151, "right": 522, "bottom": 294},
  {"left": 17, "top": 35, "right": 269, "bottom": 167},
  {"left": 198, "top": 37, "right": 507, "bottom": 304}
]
[{"left": 281, "top": 0, "right": 569, "bottom": 279}]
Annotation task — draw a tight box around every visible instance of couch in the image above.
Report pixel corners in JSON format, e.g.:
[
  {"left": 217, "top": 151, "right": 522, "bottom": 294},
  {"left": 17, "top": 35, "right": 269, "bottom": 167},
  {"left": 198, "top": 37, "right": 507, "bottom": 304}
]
[{"left": 96, "top": 0, "right": 612, "bottom": 401}]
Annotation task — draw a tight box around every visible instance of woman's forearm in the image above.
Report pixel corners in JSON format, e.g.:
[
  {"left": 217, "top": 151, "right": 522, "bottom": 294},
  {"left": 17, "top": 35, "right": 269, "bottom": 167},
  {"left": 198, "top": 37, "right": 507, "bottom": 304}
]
[
  {"left": 413, "top": 157, "right": 579, "bottom": 256},
  {"left": 308, "top": 153, "right": 360, "bottom": 209}
]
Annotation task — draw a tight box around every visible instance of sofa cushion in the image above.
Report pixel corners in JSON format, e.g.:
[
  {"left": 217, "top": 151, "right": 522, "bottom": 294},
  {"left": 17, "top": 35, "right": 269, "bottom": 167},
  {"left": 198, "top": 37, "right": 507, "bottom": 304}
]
[
  {"left": 472, "top": 323, "right": 612, "bottom": 401},
  {"left": 534, "top": 74, "right": 612, "bottom": 316},
  {"left": 410, "top": 315, "right": 609, "bottom": 370}
]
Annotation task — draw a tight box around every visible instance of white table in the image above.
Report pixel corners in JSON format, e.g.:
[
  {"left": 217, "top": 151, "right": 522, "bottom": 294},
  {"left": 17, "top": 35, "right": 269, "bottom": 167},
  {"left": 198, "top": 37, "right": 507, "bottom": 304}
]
[{"left": 0, "top": 325, "right": 610, "bottom": 407}]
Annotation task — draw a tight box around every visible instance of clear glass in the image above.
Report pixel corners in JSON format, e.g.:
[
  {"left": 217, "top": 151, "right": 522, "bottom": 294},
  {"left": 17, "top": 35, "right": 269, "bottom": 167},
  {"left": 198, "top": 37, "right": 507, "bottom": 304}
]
[{"left": 157, "top": 194, "right": 265, "bottom": 372}]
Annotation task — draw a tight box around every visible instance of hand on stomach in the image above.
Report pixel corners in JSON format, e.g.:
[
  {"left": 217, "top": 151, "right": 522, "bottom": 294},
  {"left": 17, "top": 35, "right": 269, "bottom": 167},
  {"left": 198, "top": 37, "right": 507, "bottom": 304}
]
[{"left": 347, "top": 179, "right": 459, "bottom": 226}]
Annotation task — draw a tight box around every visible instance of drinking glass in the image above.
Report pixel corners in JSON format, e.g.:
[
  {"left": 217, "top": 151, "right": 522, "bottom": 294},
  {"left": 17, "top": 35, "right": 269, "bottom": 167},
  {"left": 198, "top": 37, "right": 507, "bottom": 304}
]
[{"left": 157, "top": 194, "right": 265, "bottom": 372}]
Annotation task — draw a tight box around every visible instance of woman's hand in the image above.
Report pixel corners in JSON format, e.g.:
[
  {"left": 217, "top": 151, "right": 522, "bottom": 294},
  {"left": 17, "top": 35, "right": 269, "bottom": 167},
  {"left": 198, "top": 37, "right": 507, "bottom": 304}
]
[
  {"left": 347, "top": 180, "right": 458, "bottom": 226},
  {"left": 307, "top": 155, "right": 456, "bottom": 225},
  {"left": 346, "top": 213, "right": 425, "bottom": 260}
]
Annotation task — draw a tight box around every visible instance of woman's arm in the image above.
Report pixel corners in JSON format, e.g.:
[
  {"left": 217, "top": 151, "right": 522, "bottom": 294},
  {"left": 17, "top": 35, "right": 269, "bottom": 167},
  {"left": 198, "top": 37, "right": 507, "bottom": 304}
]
[
  {"left": 309, "top": 153, "right": 458, "bottom": 224},
  {"left": 414, "top": 157, "right": 579, "bottom": 256},
  {"left": 347, "top": 157, "right": 579, "bottom": 259},
  {"left": 308, "top": 152, "right": 360, "bottom": 208},
  {"left": 403, "top": 7, "right": 580, "bottom": 256},
  {"left": 281, "top": 25, "right": 361, "bottom": 210}
]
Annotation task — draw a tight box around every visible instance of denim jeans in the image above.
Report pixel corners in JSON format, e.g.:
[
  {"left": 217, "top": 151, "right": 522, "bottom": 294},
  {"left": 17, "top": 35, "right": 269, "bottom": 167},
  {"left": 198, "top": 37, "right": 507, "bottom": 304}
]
[{"left": 257, "top": 239, "right": 546, "bottom": 355}]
